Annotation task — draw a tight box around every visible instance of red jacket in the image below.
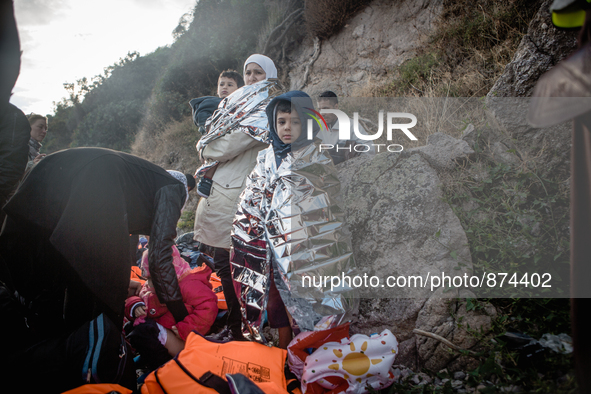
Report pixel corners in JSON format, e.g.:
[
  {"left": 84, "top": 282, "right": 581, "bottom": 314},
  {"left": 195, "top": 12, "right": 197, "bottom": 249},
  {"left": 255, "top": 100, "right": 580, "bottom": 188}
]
[{"left": 125, "top": 265, "right": 218, "bottom": 340}]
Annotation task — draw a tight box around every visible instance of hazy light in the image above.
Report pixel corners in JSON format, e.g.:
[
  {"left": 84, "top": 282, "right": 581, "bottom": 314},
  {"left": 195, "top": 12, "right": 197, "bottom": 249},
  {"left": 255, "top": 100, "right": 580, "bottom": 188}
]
[{"left": 10, "top": 0, "right": 195, "bottom": 116}]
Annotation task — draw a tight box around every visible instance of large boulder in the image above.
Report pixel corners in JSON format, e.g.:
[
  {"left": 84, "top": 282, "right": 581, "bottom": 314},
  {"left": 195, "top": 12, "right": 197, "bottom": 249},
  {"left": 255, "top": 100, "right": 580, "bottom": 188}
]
[
  {"left": 413, "top": 132, "right": 475, "bottom": 171},
  {"left": 340, "top": 151, "right": 471, "bottom": 300},
  {"left": 338, "top": 134, "right": 495, "bottom": 371}
]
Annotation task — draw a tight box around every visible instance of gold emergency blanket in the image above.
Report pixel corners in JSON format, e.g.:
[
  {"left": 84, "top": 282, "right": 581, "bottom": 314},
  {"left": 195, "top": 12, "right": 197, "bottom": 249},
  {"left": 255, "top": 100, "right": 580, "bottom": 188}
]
[{"left": 231, "top": 141, "right": 359, "bottom": 341}]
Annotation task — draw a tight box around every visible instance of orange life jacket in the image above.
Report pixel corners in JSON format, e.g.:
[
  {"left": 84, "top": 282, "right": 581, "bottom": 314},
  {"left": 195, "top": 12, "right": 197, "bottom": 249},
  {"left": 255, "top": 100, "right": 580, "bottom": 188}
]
[
  {"left": 141, "top": 332, "right": 288, "bottom": 394},
  {"left": 130, "top": 265, "right": 146, "bottom": 285},
  {"left": 62, "top": 383, "right": 132, "bottom": 394},
  {"left": 210, "top": 272, "right": 227, "bottom": 310}
]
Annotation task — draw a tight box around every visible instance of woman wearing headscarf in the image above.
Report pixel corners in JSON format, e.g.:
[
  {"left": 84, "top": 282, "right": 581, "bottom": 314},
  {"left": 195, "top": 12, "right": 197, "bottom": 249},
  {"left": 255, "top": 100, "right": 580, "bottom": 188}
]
[{"left": 193, "top": 54, "right": 283, "bottom": 340}]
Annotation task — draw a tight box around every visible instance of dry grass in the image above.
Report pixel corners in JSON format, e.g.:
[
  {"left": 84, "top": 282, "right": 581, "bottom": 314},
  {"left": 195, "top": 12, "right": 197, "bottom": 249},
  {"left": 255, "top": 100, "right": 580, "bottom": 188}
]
[
  {"left": 132, "top": 115, "right": 200, "bottom": 174},
  {"left": 377, "top": 0, "right": 542, "bottom": 99},
  {"left": 340, "top": 0, "right": 544, "bottom": 149},
  {"left": 337, "top": 97, "right": 487, "bottom": 149},
  {"left": 131, "top": 1, "right": 541, "bottom": 157},
  {"left": 256, "top": 0, "right": 300, "bottom": 52},
  {"left": 132, "top": 115, "right": 201, "bottom": 226}
]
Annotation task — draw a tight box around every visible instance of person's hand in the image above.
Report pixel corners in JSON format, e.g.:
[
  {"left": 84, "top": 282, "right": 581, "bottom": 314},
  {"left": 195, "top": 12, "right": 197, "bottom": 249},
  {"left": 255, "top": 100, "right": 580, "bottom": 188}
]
[
  {"left": 171, "top": 326, "right": 181, "bottom": 339},
  {"left": 128, "top": 279, "right": 142, "bottom": 297},
  {"left": 134, "top": 305, "right": 146, "bottom": 318},
  {"left": 33, "top": 154, "right": 46, "bottom": 164}
]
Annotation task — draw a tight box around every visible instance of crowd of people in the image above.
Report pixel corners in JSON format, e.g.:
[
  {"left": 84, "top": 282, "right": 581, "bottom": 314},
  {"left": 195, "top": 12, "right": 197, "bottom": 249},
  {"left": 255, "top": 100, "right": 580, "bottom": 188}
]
[
  {"left": 3, "top": 0, "right": 589, "bottom": 391},
  {"left": 0, "top": 10, "right": 367, "bottom": 387}
]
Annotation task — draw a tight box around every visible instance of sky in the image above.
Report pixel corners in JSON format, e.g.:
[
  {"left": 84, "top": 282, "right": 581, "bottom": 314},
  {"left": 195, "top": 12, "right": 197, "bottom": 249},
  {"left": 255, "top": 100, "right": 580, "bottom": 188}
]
[{"left": 9, "top": 0, "right": 196, "bottom": 116}]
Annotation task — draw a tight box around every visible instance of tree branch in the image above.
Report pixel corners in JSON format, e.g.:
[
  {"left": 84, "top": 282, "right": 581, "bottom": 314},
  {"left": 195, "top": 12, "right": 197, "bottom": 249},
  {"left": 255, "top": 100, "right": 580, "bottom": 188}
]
[
  {"left": 263, "top": 8, "right": 304, "bottom": 54},
  {"left": 268, "top": 10, "right": 304, "bottom": 48},
  {"left": 297, "top": 36, "right": 321, "bottom": 90},
  {"left": 413, "top": 329, "right": 480, "bottom": 357}
]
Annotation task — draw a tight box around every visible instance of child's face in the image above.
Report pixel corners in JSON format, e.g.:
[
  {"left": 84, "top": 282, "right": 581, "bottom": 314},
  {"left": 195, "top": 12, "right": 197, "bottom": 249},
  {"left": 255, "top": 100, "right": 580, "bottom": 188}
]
[
  {"left": 217, "top": 77, "right": 239, "bottom": 98},
  {"left": 244, "top": 62, "right": 266, "bottom": 85},
  {"left": 276, "top": 108, "right": 301, "bottom": 144}
]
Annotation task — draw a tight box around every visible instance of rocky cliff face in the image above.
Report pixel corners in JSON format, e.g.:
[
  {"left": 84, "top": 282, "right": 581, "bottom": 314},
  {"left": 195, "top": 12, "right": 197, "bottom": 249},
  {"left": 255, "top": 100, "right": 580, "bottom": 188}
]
[
  {"left": 488, "top": 0, "right": 577, "bottom": 98},
  {"left": 486, "top": 0, "right": 577, "bottom": 180},
  {"left": 283, "top": 0, "right": 575, "bottom": 374},
  {"left": 287, "top": 0, "right": 442, "bottom": 95}
]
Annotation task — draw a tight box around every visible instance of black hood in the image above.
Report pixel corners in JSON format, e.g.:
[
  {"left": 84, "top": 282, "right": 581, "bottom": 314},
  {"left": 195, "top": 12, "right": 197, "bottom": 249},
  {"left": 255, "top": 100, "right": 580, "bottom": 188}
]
[{"left": 265, "top": 90, "right": 320, "bottom": 166}]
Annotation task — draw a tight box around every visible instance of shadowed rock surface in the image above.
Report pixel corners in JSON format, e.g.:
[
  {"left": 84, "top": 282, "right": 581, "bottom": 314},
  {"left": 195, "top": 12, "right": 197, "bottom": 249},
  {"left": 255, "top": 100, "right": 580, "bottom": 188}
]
[
  {"left": 337, "top": 134, "right": 495, "bottom": 371},
  {"left": 486, "top": 0, "right": 577, "bottom": 180}
]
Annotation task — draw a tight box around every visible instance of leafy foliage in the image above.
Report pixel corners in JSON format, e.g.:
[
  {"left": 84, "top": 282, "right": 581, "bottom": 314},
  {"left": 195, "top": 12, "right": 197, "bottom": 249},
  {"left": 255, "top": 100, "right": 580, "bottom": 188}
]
[
  {"left": 444, "top": 156, "right": 570, "bottom": 298},
  {"left": 70, "top": 100, "right": 144, "bottom": 150},
  {"left": 177, "top": 209, "right": 196, "bottom": 234},
  {"left": 135, "top": 0, "right": 268, "bottom": 136},
  {"left": 46, "top": 49, "right": 170, "bottom": 152},
  {"left": 425, "top": 128, "right": 575, "bottom": 392}
]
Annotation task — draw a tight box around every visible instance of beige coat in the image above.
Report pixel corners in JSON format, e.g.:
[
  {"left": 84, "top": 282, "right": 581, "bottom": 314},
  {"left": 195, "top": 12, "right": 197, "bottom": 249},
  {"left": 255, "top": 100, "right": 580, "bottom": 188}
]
[{"left": 193, "top": 131, "right": 268, "bottom": 249}]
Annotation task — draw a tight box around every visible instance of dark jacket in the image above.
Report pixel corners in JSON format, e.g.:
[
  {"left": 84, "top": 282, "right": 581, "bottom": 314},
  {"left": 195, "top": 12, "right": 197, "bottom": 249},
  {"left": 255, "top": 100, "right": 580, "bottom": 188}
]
[
  {"left": 189, "top": 96, "right": 222, "bottom": 135},
  {"left": 0, "top": 0, "right": 21, "bottom": 103},
  {"left": 0, "top": 0, "right": 30, "bottom": 211},
  {"left": 0, "top": 103, "right": 30, "bottom": 209},
  {"left": 1, "top": 147, "right": 189, "bottom": 322}
]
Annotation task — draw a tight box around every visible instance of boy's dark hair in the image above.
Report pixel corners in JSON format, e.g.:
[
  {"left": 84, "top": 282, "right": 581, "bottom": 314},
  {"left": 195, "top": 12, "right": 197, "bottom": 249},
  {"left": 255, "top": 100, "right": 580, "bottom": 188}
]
[
  {"left": 185, "top": 174, "right": 196, "bottom": 191},
  {"left": 318, "top": 90, "right": 338, "bottom": 105},
  {"left": 275, "top": 100, "right": 292, "bottom": 114},
  {"left": 219, "top": 69, "right": 244, "bottom": 88}
]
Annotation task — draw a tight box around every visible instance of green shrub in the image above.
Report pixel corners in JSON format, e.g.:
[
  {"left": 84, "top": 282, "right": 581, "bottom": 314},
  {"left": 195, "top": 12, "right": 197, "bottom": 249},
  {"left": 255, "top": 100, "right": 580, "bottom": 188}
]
[
  {"left": 381, "top": 53, "right": 441, "bottom": 96},
  {"left": 379, "top": 0, "right": 543, "bottom": 98},
  {"left": 444, "top": 159, "right": 570, "bottom": 298},
  {"left": 177, "top": 209, "right": 196, "bottom": 234}
]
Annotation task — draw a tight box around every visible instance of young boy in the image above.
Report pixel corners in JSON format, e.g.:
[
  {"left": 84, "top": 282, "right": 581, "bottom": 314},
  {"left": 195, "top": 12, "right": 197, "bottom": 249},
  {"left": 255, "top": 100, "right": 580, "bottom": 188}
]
[
  {"left": 316, "top": 90, "right": 375, "bottom": 164},
  {"left": 231, "top": 91, "right": 358, "bottom": 348},
  {"left": 190, "top": 70, "right": 244, "bottom": 197}
]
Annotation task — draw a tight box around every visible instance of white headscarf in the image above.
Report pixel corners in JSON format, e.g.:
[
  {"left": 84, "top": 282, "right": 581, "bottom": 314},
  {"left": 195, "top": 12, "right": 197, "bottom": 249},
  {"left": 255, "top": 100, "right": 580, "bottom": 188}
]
[
  {"left": 243, "top": 54, "right": 277, "bottom": 80},
  {"left": 166, "top": 170, "right": 189, "bottom": 209}
]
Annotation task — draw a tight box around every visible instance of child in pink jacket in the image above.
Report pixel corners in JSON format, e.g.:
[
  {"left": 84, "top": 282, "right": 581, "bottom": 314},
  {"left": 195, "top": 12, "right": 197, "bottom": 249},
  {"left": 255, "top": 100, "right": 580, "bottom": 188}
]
[{"left": 125, "top": 245, "right": 218, "bottom": 369}]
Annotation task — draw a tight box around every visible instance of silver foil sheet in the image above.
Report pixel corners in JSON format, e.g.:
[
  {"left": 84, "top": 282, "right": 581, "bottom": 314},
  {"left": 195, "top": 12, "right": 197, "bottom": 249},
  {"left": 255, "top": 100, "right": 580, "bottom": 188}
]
[
  {"left": 195, "top": 79, "right": 284, "bottom": 178},
  {"left": 232, "top": 141, "right": 359, "bottom": 342}
]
